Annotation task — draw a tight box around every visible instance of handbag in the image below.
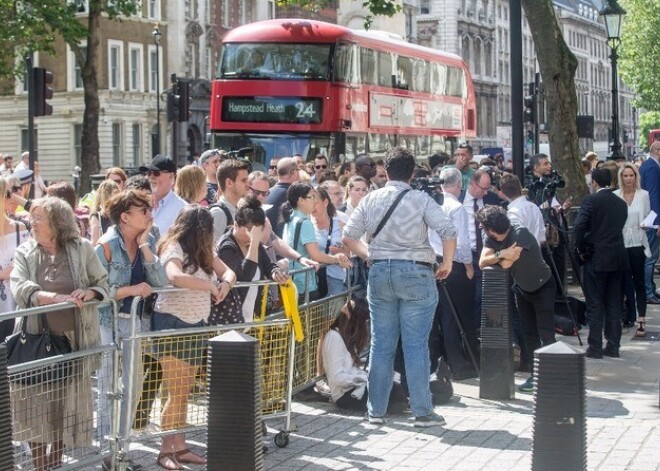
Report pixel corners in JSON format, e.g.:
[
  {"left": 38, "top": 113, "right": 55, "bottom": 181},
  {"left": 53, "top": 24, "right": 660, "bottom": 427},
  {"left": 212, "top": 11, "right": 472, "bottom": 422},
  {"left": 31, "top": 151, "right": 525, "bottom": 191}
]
[
  {"left": 208, "top": 288, "right": 244, "bottom": 325},
  {"left": 6, "top": 313, "right": 73, "bottom": 385}
]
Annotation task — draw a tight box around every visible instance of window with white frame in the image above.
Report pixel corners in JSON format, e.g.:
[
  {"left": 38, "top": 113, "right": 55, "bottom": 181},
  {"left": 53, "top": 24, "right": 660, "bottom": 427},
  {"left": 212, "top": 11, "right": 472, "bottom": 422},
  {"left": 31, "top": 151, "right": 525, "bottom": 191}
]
[
  {"left": 68, "top": 43, "right": 87, "bottom": 91},
  {"left": 73, "top": 124, "right": 82, "bottom": 166},
  {"left": 15, "top": 51, "right": 39, "bottom": 95},
  {"left": 222, "top": 0, "right": 230, "bottom": 27},
  {"left": 204, "top": 47, "right": 213, "bottom": 79},
  {"left": 131, "top": 123, "right": 141, "bottom": 165},
  {"left": 148, "top": 45, "right": 161, "bottom": 92},
  {"left": 205, "top": 0, "right": 212, "bottom": 23},
  {"left": 128, "top": 43, "right": 143, "bottom": 91},
  {"left": 148, "top": 0, "right": 160, "bottom": 19},
  {"left": 108, "top": 40, "right": 124, "bottom": 90},
  {"left": 112, "top": 122, "right": 122, "bottom": 166}
]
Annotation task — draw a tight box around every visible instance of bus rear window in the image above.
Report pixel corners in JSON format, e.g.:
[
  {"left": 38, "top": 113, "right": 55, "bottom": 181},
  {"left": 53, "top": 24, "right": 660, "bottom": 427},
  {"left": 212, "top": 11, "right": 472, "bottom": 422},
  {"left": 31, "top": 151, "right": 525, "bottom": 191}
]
[{"left": 219, "top": 43, "right": 332, "bottom": 80}]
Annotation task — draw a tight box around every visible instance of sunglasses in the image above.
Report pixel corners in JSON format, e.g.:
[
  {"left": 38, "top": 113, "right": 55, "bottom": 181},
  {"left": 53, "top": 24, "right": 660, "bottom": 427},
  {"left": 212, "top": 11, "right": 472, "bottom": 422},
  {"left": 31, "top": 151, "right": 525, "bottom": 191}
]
[
  {"left": 269, "top": 165, "right": 278, "bottom": 170},
  {"left": 250, "top": 187, "right": 270, "bottom": 197},
  {"left": 5, "top": 186, "right": 21, "bottom": 198},
  {"left": 127, "top": 206, "right": 153, "bottom": 215},
  {"left": 315, "top": 164, "right": 328, "bottom": 169},
  {"left": 145, "top": 170, "right": 170, "bottom": 177}
]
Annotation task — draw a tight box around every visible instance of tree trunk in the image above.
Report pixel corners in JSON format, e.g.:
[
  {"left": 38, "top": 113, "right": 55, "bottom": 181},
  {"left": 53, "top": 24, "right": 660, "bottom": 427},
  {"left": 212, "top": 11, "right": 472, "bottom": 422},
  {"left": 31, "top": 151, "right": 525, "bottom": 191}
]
[
  {"left": 522, "top": 0, "right": 587, "bottom": 204},
  {"left": 79, "top": 1, "right": 102, "bottom": 194}
]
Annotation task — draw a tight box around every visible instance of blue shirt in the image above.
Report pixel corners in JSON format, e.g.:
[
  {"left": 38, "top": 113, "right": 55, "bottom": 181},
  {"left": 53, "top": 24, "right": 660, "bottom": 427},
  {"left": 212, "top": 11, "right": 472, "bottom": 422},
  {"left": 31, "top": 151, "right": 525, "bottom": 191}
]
[
  {"left": 283, "top": 209, "right": 318, "bottom": 294},
  {"left": 153, "top": 190, "right": 187, "bottom": 236}
]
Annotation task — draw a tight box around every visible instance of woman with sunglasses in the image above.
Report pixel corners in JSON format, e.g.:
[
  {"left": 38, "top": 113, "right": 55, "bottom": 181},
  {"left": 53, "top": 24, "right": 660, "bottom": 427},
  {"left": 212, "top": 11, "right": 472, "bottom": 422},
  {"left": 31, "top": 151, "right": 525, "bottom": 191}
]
[
  {"left": 0, "top": 177, "right": 30, "bottom": 341},
  {"left": 93, "top": 190, "right": 167, "bottom": 465},
  {"left": 282, "top": 182, "right": 351, "bottom": 301}
]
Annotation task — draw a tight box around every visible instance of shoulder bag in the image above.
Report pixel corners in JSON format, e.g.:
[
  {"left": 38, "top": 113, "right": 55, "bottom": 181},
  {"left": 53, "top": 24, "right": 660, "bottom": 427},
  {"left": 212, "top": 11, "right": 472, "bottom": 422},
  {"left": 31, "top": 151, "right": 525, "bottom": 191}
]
[{"left": 6, "top": 313, "right": 73, "bottom": 385}]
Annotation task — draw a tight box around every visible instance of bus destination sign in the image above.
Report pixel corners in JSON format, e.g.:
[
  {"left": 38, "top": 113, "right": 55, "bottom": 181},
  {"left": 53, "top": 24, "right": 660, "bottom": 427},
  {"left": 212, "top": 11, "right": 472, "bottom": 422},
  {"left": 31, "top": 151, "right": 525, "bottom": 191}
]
[{"left": 223, "top": 97, "right": 323, "bottom": 124}]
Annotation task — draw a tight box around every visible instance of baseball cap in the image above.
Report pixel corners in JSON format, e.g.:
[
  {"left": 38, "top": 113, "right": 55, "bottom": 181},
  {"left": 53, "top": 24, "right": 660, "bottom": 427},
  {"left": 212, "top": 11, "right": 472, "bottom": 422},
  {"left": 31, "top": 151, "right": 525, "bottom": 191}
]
[
  {"left": 14, "top": 168, "right": 34, "bottom": 185},
  {"left": 139, "top": 154, "right": 177, "bottom": 173}
]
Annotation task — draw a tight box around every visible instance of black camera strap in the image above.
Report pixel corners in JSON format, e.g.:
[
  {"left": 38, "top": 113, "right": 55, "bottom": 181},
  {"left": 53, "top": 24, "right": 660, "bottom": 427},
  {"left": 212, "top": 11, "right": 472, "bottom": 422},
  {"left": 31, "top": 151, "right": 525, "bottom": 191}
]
[{"left": 372, "top": 189, "right": 410, "bottom": 240}]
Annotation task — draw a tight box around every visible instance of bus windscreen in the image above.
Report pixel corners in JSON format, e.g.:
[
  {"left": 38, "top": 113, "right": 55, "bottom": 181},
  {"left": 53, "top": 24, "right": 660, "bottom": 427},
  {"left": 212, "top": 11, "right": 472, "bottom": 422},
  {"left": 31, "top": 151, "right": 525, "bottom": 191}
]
[{"left": 219, "top": 43, "right": 332, "bottom": 80}]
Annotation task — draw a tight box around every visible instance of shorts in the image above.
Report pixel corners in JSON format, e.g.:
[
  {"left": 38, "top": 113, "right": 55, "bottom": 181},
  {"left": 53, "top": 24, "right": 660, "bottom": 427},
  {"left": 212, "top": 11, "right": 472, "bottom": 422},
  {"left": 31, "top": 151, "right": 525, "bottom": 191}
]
[{"left": 151, "top": 311, "right": 207, "bottom": 368}]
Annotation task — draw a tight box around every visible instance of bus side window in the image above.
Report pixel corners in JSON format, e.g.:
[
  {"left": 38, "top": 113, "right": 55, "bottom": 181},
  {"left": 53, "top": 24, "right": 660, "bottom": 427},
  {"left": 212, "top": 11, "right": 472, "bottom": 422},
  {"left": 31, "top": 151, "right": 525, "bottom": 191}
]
[
  {"left": 396, "top": 56, "right": 412, "bottom": 90},
  {"left": 334, "top": 43, "right": 352, "bottom": 83},
  {"left": 377, "top": 51, "right": 393, "bottom": 88},
  {"left": 360, "top": 47, "right": 377, "bottom": 85}
]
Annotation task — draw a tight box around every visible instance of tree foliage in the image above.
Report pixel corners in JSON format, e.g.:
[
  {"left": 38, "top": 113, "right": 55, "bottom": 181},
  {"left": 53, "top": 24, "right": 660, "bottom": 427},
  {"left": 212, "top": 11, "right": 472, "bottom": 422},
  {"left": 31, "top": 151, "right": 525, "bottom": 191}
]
[
  {"left": 0, "top": 0, "right": 139, "bottom": 192},
  {"left": 639, "top": 111, "right": 660, "bottom": 149},
  {"left": 618, "top": 0, "right": 660, "bottom": 111},
  {"left": 278, "top": 0, "right": 401, "bottom": 28}
]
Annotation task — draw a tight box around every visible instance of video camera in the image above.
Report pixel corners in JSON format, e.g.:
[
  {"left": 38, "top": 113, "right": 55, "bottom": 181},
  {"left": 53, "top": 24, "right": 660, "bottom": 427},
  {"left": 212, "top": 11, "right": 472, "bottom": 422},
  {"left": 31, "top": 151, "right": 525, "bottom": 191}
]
[
  {"left": 525, "top": 169, "right": 565, "bottom": 205},
  {"left": 411, "top": 176, "right": 444, "bottom": 204}
]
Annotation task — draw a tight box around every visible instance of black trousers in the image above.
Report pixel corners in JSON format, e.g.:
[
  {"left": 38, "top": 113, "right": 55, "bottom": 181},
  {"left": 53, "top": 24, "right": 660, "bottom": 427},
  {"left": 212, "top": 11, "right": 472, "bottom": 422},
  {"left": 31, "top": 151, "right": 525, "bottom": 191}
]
[
  {"left": 542, "top": 243, "right": 566, "bottom": 297},
  {"left": 623, "top": 246, "right": 647, "bottom": 322},
  {"left": 431, "top": 262, "right": 478, "bottom": 374},
  {"left": 514, "top": 277, "right": 557, "bottom": 356},
  {"left": 583, "top": 260, "right": 624, "bottom": 352}
]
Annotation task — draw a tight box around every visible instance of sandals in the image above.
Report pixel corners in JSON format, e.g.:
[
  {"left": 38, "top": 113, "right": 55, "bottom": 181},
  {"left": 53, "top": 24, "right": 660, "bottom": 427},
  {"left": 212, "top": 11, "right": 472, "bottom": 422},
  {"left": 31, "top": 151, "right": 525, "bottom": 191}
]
[
  {"left": 174, "top": 448, "right": 207, "bottom": 465},
  {"left": 635, "top": 318, "right": 647, "bottom": 337},
  {"left": 156, "top": 452, "right": 182, "bottom": 470}
]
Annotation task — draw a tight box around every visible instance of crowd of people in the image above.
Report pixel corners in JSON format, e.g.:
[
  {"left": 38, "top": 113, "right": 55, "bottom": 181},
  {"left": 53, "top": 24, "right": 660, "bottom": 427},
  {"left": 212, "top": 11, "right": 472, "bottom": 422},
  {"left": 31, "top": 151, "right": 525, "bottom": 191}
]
[{"left": 2, "top": 140, "right": 659, "bottom": 468}]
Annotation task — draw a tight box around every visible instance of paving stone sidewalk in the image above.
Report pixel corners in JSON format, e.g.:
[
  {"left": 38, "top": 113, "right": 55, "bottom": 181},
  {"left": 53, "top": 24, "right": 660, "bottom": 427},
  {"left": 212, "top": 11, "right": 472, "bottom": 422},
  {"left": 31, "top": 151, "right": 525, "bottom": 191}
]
[{"left": 263, "top": 307, "right": 659, "bottom": 471}]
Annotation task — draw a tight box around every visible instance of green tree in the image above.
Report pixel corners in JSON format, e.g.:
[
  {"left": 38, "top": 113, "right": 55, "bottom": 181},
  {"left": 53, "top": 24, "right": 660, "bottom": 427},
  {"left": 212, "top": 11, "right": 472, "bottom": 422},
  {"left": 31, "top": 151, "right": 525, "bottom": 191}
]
[
  {"left": 618, "top": 0, "right": 660, "bottom": 111},
  {"left": 1, "top": 0, "right": 139, "bottom": 192},
  {"left": 639, "top": 111, "right": 660, "bottom": 149}
]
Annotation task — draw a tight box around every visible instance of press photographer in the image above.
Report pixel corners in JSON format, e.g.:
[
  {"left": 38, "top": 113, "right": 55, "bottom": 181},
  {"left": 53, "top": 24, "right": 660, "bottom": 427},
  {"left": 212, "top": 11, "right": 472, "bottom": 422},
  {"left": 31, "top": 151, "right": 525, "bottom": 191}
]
[{"left": 524, "top": 154, "right": 573, "bottom": 294}]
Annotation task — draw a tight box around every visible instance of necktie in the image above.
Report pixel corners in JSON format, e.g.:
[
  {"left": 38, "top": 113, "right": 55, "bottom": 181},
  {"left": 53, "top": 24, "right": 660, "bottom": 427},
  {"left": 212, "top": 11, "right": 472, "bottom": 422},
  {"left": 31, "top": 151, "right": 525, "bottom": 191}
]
[{"left": 474, "top": 199, "right": 483, "bottom": 255}]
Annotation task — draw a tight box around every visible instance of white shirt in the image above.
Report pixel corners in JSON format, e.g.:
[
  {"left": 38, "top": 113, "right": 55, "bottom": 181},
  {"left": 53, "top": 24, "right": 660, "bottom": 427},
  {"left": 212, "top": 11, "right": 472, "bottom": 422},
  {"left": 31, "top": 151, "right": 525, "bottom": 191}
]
[
  {"left": 430, "top": 192, "right": 472, "bottom": 264},
  {"left": 463, "top": 191, "right": 482, "bottom": 252},
  {"left": 613, "top": 189, "right": 652, "bottom": 255},
  {"left": 507, "top": 196, "right": 546, "bottom": 245},
  {"left": 321, "top": 329, "right": 367, "bottom": 402},
  {"left": 153, "top": 190, "right": 187, "bottom": 237}
]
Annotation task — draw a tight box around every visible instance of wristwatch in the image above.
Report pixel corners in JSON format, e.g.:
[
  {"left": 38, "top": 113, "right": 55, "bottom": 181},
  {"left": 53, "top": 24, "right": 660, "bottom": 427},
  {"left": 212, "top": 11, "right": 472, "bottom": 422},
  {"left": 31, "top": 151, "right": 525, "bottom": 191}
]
[{"left": 495, "top": 250, "right": 502, "bottom": 259}]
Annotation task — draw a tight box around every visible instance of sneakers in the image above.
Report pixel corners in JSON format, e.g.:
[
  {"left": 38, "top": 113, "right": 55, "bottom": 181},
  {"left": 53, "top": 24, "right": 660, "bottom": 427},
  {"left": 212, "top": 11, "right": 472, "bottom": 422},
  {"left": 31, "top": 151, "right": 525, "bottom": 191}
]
[
  {"left": 518, "top": 376, "right": 534, "bottom": 393},
  {"left": 314, "top": 379, "right": 332, "bottom": 398},
  {"left": 413, "top": 412, "right": 446, "bottom": 428},
  {"left": 366, "top": 414, "right": 386, "bottom": 425}
]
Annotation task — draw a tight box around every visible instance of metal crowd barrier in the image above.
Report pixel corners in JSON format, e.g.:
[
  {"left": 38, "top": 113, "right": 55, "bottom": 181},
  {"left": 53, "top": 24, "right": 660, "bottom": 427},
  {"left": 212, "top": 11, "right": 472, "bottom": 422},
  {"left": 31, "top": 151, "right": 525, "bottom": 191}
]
[
  {"left": 0, "top": 300, "right": 117, "bottom": 471},
  {"left": 0, "top": 267, "right": 351, "bottom": 470}
]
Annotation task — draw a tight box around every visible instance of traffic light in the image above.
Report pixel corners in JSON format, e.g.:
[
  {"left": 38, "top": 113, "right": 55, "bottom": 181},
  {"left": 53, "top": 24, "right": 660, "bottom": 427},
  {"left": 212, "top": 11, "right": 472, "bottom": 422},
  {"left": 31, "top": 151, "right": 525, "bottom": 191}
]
[
  {"left": 32, "top": 67, "right": 53, "bottom": 116},
  {"left": 167, "top": 87, "right": 179, "bottom": 122},
  {"left": 524, "top": 82, "right": 535, "bottom": 124},
  {"left": 177, "top": 80, "right": 192, "bottom": 122}
]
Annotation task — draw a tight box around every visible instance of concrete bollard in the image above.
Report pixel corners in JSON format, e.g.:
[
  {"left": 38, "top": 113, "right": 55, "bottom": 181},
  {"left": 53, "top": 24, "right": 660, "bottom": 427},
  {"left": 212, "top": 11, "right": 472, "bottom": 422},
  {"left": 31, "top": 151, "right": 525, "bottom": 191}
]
[
  {"left": 479, "top": 266, "right": 515, "bottom": 400},
  {"left": 207, "top": 330, "right": 264, "bottom": 471},
  {"left": 532, "top": 341, "right": 586, "bottom": 471}
]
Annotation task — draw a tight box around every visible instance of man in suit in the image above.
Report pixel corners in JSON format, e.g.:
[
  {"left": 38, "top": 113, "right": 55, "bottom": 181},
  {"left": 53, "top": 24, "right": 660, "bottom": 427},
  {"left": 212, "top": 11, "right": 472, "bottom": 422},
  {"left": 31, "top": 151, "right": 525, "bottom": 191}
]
[
  {"left": 573, "top": 168, "right": 628, "bottom": 358},
  {"left": 639, "top": 141, "right": 660, "bottom": 303}
]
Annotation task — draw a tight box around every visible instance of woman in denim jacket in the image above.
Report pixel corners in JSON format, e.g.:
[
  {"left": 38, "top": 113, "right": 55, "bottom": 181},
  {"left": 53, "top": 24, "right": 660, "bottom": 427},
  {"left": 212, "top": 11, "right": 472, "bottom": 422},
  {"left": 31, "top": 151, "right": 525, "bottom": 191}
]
[{"left": 94, "top": 190, "right": 167, "bottom": 457}]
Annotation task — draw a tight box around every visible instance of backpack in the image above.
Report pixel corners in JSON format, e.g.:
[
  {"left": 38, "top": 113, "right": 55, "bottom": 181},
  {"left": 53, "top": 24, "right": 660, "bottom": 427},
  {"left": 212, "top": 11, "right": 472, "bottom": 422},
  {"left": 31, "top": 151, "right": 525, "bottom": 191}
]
[{"left": 210, "top": 201, "right": 234, "bottom": 234}]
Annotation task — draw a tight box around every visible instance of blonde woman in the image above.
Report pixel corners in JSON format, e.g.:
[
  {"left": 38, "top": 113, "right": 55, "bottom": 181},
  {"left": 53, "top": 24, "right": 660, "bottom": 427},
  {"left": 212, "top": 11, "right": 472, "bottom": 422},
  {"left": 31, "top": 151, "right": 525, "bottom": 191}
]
[
  {"left": 614, "top": 163, "right": 651, "bottom": 336},
  {"left": 105, "top": 167, "right": 127, "bottom": 189},
  {"left": 0, "top": 177, "right": 30, "bottom": 341},
  {"left": 89, "top": 180, "right": 121, "bottom": 244},
  {"left": 174, "top": 165, "right": 208, "bottom": 206},
  {"left": 340, "top": 176, "right": 368, "bottom": 217}
]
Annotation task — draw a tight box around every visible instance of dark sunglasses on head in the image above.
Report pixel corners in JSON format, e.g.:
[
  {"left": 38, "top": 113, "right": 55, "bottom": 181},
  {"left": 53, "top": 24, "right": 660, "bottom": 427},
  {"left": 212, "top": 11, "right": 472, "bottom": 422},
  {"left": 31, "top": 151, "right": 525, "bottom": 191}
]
[
  {"left": 315, "top": 164, "right": 328, "bottom": 169},
  {"left": 145, "top": 170, "right": 170, "bottom": 177},
  {"left": 250, "top": 187, "right": 270, "bottom": 197}
]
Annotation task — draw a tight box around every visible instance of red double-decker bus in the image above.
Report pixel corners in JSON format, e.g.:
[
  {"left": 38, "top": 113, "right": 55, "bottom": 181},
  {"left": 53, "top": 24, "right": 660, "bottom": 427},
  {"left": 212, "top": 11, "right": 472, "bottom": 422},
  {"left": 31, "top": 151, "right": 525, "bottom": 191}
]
[{"left": 210, "top": 19, "right": 477, "bottom": 171}]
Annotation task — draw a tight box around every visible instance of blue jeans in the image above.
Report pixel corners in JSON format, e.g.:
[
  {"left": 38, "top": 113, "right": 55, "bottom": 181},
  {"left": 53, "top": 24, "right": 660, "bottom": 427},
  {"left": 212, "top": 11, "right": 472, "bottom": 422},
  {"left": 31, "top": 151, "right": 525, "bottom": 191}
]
[
  {"left": 366, "top": 260, "right": 438, "bottom": 418},
  {"left": 327, "top": 276, "right": 346, "bottom": 297},
  {"left": 644, "top": 229, "right": 659, "bottom": 299}
]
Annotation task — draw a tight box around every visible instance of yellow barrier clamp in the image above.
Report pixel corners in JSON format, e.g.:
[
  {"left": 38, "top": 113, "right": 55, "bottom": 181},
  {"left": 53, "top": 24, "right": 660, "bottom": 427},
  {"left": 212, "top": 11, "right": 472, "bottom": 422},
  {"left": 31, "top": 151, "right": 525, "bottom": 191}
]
[{"left": 279, "top": 280, "right": 304, "bottom": 342}]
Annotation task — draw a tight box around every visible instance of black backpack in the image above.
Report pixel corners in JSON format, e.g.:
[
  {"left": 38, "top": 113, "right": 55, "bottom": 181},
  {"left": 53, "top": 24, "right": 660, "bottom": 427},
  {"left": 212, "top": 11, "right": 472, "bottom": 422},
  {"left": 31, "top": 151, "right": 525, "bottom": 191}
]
[{"left": 210, "top": 202, "right": 234, "bottom": 234}]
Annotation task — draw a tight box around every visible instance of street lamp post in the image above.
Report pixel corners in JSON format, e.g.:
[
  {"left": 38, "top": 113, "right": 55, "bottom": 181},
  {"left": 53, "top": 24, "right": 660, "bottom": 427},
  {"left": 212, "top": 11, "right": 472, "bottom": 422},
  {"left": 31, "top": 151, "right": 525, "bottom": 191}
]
[
  {"left": 153, "top": 24, "right": 162, "bottom": 155},
  {"left": 600, "top": 0, "right": 627, "bottom": 161}
]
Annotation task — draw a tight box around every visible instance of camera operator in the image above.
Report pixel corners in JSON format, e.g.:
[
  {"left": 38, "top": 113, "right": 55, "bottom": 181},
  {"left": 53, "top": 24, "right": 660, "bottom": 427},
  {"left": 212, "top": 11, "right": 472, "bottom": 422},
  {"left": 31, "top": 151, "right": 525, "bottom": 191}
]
[
  {"left": 343, "top": 147, "right": 456, "bottom": 427},
  {"left": 524, "top": 154, "right": 572, "bottom": 295},
  {"left": 428, "top": 168, "right": 479, "bottom": 380}
]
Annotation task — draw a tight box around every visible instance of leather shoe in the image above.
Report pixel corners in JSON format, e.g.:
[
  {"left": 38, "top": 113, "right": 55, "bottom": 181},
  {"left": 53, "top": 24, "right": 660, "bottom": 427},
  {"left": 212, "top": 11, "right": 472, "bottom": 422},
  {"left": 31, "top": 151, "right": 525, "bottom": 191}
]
[
  {"left": 603, "top": 347, "right": 620, "bottom": 358},
  {"left": 646, "top": 297, "right": 660, "bottom": 305},
  {"left": 586, "top": 348, "right": 603, "bottom": 359}
]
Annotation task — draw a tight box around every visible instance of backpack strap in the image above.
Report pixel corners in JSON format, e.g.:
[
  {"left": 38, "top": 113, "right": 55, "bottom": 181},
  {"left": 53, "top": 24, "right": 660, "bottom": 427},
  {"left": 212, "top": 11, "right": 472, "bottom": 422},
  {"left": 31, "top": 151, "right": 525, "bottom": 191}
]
[
  {"left": 292, "top": 219, "right": 303, "bottom": 256},
  {"left": 211, "top": 202, "right": 234, "bottom": 233}
]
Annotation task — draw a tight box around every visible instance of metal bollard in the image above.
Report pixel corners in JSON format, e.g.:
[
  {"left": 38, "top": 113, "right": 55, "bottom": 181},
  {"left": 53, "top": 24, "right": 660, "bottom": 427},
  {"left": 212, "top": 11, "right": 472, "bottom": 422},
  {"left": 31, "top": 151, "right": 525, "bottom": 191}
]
[
  {"left": 532, "top": 341, "right": 586, "bottom": 471},
  {"left": 0, "top": 344, "right": 15, "bottom": 468},
  {"left": 479, "top": 266, "right": 515, "bottom": 400},
  {"left": 207, "top": 330, "right": 264, "bottom": 471}
]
